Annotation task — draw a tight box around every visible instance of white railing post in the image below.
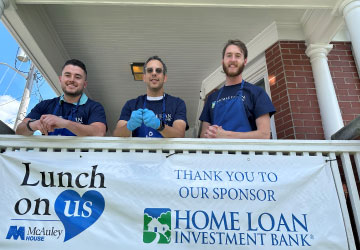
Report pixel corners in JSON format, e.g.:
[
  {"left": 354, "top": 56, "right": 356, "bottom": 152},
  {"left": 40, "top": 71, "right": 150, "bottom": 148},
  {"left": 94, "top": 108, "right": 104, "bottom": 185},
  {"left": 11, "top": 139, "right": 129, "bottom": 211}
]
[
  {"left": 329, "top": 153, "right": 357, "bottom": 249},
  {"left": 341, "top": 152, "right": 360, "bottom": 241}
]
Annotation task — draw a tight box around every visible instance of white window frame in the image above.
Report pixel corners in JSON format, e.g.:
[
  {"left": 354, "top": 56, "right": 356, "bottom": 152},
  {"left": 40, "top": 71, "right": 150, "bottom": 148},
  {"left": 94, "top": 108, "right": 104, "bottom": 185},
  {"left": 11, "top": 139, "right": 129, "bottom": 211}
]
[{"left": 242, "top": 52, "right": 277, "bottom": 139}]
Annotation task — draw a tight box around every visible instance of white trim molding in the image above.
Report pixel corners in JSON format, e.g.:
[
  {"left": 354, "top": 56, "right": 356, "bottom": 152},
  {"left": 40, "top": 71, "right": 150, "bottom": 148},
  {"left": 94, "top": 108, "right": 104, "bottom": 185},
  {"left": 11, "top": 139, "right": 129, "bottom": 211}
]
[
  {"left": 2, "top": 6, "right": 60, "bottom": 94},
  {"left": 306, "top": 43, "right": 333, "bottom": 61},
  {"left": 301, "top": 9, "right": 344, "bottom": 45},
  {"left": 0, "top": 0, "right": 9, "bottom": 16},
  {"left": 14, "top": 0, "right": 340, "bottom": 9},
  {"left": 337, "top": 0, "right": 359, "bottom": 15}
]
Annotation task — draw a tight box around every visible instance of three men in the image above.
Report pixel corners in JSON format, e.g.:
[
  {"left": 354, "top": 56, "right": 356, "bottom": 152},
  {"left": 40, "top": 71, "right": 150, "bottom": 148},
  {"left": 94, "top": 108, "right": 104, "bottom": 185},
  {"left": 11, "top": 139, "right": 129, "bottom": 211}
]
[
  {"left": 15, "top": 41, "right": 275, "bottom": 139},
  {"left": 113, "top": 56, "right": 188, "bottom": 138},
  {"left": 199, "top": 40, "right": 275, "bottom": 139},
  {"left": 15, "top": 59, "right": 107, "bottom": 136}
]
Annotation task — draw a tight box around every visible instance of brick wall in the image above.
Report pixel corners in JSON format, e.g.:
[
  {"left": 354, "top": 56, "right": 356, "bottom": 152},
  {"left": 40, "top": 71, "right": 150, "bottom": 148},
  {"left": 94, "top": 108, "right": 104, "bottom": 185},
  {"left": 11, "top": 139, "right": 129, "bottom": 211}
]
[
  {"left": 266, "top": 42, "right": 295, "bottom": 139},
  {"left": 266, "top": 41, "right": 360, "bottom": 140},
  {"left": 265, "top": 41, "right": 324, "bottom": 139},
  {"left": 329, "top": 42, "right": 360, "bottom": 126}
]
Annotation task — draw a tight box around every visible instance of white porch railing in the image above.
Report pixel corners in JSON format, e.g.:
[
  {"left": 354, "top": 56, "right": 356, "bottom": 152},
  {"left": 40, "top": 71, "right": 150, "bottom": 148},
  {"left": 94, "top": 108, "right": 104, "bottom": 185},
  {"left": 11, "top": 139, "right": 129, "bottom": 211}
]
[{"left": 1, "top": 135, "right": 359, "bottom": 249}]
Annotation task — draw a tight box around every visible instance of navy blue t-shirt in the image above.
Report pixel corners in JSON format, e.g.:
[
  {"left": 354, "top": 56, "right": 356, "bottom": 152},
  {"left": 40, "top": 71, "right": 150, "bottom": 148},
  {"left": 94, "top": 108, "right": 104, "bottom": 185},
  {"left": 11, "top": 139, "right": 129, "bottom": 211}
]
[
  {"left": 26, "top": 97, "right": 107, "bottom": 128},
  {"left": 199, "top": 82, "right": 275, "bottom": 131},
  {"left": 119, "top": 94, "right": 188, "bottom": 137}
]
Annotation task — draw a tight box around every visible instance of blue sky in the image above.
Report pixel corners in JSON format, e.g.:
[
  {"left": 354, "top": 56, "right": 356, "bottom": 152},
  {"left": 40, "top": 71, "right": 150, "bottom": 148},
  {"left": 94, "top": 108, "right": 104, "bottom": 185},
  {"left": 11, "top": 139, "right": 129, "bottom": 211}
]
[{"left": 0, "top": 21, "right": 56, "bottom": 129}]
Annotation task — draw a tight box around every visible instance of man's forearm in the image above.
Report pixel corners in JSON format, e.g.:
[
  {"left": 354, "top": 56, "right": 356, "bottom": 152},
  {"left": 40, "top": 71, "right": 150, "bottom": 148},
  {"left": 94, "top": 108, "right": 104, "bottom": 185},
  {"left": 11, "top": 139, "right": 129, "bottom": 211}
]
[
  {"left": 219, "top": 114, "right": 271, "bottom": 139},
  {"left": 160, "top": 120, "right": 186, "bottom": 138},
  {"left": 222, "top": 129, "right": 270, "bottom": 139},
  {"left": 15, "top": 119, "right": 34, "bottom": 136},
  {"left": 160, "top": 125, "right": 185, "bottom": 138},
  {"left": 113, "top": 121, "right": 131, "bottom": 137},
  {"left": 64, "top": 120, "right": 106, "bottom": 136}
]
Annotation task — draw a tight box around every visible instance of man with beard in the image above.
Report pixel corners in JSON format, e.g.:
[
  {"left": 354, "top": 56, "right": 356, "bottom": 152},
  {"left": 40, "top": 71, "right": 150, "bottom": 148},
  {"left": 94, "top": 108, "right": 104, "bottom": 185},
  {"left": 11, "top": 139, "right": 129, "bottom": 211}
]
[
  {"left": 113, "top": 55, "right": 188, "bottom": 138},
  {"left": 16, "top": 59, "right": 107, "bottom": 136},
  {"left": 199, "top": 40, "right": 275, "bottom": 139}
]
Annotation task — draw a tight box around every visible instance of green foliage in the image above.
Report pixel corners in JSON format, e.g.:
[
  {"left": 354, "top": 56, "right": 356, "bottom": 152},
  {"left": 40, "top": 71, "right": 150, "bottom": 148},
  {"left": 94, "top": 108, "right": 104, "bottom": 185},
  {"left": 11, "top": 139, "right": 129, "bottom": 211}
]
[
  {"left": 164, "top": 230, "right": 171, "bottom": 240},
  {"left": 143, "top": 214, "right": 152, "bottom": 230},
  {"left": 158, "top": 211, "right": 171, "bottom": 228}
]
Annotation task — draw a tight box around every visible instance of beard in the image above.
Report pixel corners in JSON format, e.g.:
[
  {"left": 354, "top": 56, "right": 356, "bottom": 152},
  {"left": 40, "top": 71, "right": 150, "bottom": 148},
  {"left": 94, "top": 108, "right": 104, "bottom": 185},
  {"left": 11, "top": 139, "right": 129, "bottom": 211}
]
[
  {"left": 62, "top": 87, "right": 83, "bottom": 98},
  {"left": 223, "top": 62, "right": 245, "bottom": 77},
  {"left": 64, "top": 91, "right": 82, "bottom": 97}
]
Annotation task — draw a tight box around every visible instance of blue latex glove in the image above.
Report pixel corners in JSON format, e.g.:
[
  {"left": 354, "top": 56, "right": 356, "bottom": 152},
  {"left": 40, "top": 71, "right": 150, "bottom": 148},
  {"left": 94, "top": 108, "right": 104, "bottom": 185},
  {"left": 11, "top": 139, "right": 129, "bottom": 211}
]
[
  {"left": 127, "top": 109, "right": 143, "bottom": 131},
  {"left": 143, "top": 108, "right": 160, "bottom": 130}
]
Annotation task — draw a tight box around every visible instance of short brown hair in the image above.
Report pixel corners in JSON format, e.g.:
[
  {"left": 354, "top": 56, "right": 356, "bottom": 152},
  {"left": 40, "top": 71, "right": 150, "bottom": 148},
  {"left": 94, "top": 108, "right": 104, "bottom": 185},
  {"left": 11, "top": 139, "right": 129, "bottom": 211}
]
[
  {"left": 222, "top": 40, "right": 248, "bottom": 59},
  {"left": 143, "top": 55, "right": 167, "bottom": 75},
  {"left": 62, "top": 59, "right": 87, "bottom": 76}
]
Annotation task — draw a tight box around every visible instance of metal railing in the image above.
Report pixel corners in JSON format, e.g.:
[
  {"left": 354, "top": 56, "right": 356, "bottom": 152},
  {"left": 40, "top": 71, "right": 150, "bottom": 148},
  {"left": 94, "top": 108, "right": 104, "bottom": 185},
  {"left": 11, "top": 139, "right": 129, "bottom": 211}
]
[
  {"left": 1, "top": 135, "right": 359, "bottom": 249},
  {"left": 332, "top": 116, "right": 360, "bottom": 140}
]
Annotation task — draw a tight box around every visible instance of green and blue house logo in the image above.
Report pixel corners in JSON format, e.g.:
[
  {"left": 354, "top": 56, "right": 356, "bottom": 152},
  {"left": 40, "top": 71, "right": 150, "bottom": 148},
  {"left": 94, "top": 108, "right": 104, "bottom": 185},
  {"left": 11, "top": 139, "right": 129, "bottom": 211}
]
[{"left": 143, "top": 208, "right": 171, "bottom": 244}]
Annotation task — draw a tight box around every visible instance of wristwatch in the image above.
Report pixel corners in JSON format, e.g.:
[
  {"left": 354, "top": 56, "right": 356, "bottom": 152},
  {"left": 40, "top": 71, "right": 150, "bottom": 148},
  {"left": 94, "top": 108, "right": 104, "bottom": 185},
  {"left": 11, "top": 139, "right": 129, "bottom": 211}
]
[
  {"left": 157, "top": 121, "right": 165, "bottom": 132},
  {"left": 26, "top": 119, "right": 36, "bottom": 132}
]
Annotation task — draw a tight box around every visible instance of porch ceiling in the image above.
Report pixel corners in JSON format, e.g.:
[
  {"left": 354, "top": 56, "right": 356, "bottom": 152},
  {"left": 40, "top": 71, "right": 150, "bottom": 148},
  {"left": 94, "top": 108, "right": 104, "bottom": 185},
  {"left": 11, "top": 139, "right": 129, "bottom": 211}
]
[{"left": 2, "top": 1, "right": 340, "bottom": 135}]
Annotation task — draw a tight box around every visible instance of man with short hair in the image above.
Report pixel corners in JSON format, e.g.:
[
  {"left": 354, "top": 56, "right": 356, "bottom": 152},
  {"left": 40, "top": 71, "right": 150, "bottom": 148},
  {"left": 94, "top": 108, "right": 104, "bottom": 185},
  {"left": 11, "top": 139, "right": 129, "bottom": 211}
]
[
  {"left": 200, "top": 39, "right": 275, "bottom": 139},
  {"left": 16, "top": 59, "right": 107, "bottom": 136},
  {"left": 113, "top": 56, "right": 188, "bottom": 138}
]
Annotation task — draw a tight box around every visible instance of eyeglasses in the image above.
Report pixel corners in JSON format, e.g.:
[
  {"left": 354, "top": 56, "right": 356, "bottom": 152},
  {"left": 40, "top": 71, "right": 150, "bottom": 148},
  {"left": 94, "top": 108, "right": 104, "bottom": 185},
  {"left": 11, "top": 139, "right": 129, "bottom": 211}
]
[{"left": 146, "top": 68, "right": 163, "bottom": 74}]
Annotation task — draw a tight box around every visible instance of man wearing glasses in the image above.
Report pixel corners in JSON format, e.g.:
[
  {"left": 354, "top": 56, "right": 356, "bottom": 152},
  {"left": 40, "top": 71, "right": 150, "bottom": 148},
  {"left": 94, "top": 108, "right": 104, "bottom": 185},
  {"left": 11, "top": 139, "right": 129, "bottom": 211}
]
[{"left": 113, "top": 56, "right": 188, "bottom": 138}]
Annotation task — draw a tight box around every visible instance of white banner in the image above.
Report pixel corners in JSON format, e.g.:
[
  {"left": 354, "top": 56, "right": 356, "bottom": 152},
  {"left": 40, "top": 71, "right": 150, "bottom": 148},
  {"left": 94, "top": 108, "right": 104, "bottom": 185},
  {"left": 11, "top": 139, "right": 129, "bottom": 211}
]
[{"left": 0, "top": 151, "right": 348, "bottom": 249}]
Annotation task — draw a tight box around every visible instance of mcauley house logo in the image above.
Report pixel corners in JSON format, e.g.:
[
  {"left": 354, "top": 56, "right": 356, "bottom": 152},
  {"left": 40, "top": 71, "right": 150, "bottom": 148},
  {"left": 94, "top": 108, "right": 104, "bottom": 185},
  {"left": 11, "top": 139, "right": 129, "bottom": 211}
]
[
  {"left": 6, "top": 190, "right": 105, "bottom": 242},
  {"left": 143, "top": 208, "right": 171, "bottom": 244},
  {"left": 6, "top": 163, "right": 106, "bottom": 242},
  {"left": 6, "top": 225, "right": 63, "bottom": 241},
  {"left": 6, "top": 226, "right": 25, "bottom": 240}
]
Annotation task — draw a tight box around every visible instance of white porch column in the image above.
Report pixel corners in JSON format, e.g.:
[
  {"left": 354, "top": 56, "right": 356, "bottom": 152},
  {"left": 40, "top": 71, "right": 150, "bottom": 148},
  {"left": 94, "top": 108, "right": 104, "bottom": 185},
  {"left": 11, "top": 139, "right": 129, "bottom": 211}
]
[
  {"left": 306, "top": 44, "right": 344, "bottom": 139},
  {"left": 339, "top": 0, "right": 360, "bottom": 70},
  {"left": 0, "top": 0, "right": 9, "bottom": 17}
]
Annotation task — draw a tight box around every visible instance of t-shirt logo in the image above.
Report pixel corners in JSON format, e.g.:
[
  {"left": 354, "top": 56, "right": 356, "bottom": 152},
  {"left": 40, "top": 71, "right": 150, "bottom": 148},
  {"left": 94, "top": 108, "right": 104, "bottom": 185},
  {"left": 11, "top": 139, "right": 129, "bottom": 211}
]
[
  {"left": 212, "top": 95, "right": 245, "bottom": 109},
  {"left": 211, "top": 101, "right": 216, "bottom": 109},
  {"left": 75, "top": 117, "right": 83, "bottom": 124},
  {"left": 156, "top": 114, "right": 172, "bottom": 123}
]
